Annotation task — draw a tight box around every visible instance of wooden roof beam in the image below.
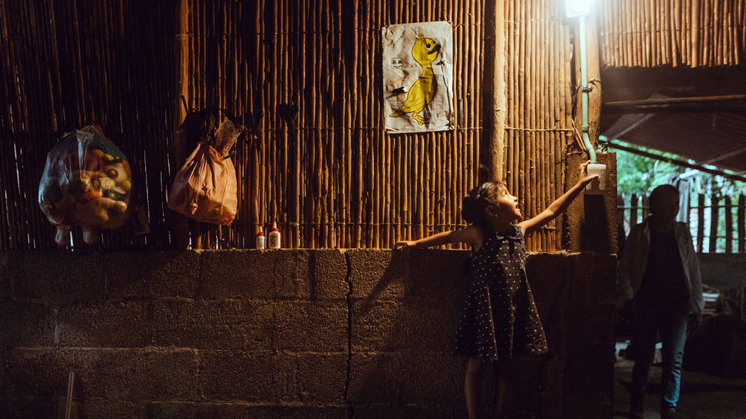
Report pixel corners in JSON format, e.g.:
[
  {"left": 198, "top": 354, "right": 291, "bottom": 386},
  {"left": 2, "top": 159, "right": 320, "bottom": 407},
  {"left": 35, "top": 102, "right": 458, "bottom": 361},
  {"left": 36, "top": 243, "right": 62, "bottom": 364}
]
[{"left": 604, "top": 94, "right": 746, "bottom": 108}]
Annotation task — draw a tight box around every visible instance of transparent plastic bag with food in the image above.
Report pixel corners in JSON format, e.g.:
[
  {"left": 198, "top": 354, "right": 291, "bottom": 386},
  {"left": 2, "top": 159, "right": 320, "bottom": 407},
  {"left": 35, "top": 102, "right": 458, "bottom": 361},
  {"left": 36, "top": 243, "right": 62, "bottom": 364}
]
[{"left": 38, "top": 125, "right": 132, "bottom": 245}]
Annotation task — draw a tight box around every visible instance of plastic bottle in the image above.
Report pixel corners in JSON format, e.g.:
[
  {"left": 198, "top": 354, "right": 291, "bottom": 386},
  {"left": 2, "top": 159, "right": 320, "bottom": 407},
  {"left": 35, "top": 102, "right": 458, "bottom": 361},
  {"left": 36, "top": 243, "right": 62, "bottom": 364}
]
[
  {"left": 268, "top": 222, "right": 281, "bottom": 249},
  {"left": 255, "top": 226, "right": 266, "bottom": 249}
]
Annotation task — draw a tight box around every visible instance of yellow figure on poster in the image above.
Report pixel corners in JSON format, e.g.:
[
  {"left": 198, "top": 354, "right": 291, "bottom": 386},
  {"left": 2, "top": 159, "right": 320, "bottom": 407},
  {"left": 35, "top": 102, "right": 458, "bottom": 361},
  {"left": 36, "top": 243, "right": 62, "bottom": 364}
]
[{"left": 389, "top": 35, "right": 441, "bottom": 125}]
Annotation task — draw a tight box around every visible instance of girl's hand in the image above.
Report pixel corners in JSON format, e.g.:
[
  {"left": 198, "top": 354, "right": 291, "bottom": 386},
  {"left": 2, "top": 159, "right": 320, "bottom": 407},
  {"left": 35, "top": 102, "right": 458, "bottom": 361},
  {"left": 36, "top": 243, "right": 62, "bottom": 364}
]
[
  {"left": 394, "top": 240, "right": 416, "bottom": 250},
  {"left": 578, "top": 160, "right": 599, "bottom": 184}
]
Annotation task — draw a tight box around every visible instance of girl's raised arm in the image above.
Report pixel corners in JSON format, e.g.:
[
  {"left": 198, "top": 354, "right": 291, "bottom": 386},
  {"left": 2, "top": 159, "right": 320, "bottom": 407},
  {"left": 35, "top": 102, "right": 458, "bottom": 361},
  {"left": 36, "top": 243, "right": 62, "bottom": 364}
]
[
  {"left": 518, "top": 161, "right": 599, "bottom": 236},
  {"left": 395, "top": 225, "right": 481, "bottom": 249}
]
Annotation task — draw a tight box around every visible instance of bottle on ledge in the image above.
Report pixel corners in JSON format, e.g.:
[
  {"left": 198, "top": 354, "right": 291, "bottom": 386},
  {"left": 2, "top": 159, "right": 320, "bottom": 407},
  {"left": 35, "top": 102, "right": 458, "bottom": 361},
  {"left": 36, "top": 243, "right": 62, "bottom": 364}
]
[
  {"left": 255, "top": 225, "right": 266, "bottom": 249},
  {"left": 268, "top": 222, "right": 281, "bottom": 249}
]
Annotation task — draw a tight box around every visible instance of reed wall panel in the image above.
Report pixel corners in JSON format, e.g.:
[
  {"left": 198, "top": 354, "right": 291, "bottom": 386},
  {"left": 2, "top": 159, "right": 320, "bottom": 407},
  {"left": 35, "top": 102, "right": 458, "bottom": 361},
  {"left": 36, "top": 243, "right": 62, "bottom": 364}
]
[
  {"left": 504, "top": 0, "right": 574, "bottom": 251},
  {"left": 0, "top": 0, "right": 181, "bottom": 250},
  {"left": 1, "top": 0, "right": 573, "bottom": 250},
  {"left": 601, "top": 0, "right": 746, "bottom": 67}
]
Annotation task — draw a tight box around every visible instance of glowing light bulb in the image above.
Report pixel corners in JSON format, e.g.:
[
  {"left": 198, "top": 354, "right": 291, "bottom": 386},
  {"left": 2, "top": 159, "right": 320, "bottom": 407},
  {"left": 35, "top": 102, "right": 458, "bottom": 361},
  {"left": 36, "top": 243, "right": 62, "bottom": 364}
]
[{"left": 565, "top": 0, "right": 595, "bottom": 18}]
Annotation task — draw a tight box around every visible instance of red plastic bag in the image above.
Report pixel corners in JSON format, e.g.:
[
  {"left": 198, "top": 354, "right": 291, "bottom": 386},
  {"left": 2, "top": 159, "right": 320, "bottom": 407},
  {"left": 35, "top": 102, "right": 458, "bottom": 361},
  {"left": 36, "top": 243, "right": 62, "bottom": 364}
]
[
  {"left": 167, "top": 118, "right": 239, "bottom": 225},
  {"left": 38, "top": 125, "right": 133, "bottom": 245}
]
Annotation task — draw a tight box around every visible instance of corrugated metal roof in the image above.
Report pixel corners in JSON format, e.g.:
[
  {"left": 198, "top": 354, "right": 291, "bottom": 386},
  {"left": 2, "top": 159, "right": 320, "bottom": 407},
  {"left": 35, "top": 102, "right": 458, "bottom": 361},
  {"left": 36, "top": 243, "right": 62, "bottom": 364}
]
[
  {"left": 603, "top": 111, "right": 746, "bottom": 173},
  {"left": 600, "top": 67, "right": 746, "bottom": 174}
]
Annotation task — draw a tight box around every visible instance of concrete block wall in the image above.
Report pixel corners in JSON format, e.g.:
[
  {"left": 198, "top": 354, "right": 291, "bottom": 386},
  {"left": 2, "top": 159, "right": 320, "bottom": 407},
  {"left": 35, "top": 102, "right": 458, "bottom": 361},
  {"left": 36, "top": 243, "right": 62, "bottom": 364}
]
[{"left": 0, "top": 250, "right": 615, "bottom": 418}]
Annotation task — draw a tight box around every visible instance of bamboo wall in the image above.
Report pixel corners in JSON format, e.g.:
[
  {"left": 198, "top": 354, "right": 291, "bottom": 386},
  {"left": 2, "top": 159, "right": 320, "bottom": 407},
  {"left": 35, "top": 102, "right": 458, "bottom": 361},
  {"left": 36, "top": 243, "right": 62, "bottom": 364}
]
[
  {"left": 1, "top": 0, "right": 574, "bottom": 251},
  {"left": 0, "top": 0, "right": 181, "bottom": 250},
  {"left": 601, "top": 0, "right": 746, "bottom": 67},
  {"left": 504, "top": 0, "right": 574, "bottom": 251}
]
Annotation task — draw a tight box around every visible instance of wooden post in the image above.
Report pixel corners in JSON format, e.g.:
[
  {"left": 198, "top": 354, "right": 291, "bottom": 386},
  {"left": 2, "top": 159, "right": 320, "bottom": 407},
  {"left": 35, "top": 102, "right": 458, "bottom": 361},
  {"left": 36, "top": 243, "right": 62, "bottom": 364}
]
[
  {"left": 617, "top": 193, "right": 626, "bottom": 250},
  {"left": 738, "top": 194, "right": 745, "bottom": 253},
  {"left": 725, "top": 195, "right": 733, "bottom": 253},
  {"left": 171, "top": 0, "right": 192, "bottom": 250},
  {"left": 484, "top": 0, "right": 505, "bottom": 181},
  {"left": 709, "top": 195, "right": 719, "bottom": 253},
  {"left": 630, "top": 193, "right": 639, "bottom": 227},
  {"left": 697, "top": 193, "right": 705, "bottom": 252}
]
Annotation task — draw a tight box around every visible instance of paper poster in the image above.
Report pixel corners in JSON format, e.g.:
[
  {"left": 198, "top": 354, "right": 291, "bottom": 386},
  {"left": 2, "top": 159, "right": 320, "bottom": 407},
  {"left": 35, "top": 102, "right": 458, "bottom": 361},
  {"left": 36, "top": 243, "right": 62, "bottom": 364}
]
[{"left": 382, "top": 21, "right": 454, "bottom": 133}]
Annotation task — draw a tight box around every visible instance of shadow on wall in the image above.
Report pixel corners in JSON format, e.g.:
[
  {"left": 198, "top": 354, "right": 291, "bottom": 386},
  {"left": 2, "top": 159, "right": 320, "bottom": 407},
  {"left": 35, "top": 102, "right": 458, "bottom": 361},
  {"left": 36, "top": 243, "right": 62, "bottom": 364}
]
[
  {"left": 348, "top": 249, "right": 552, "bottom": 418},
  {"left": 347, "top": 250, "right": 616, "bottom": 418}
]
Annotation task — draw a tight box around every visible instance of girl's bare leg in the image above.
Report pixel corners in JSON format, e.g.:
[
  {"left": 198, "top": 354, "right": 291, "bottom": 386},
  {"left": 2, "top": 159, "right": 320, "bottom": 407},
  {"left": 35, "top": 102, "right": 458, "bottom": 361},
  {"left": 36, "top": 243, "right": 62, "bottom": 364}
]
[
  {"left": 465, "top": 358, "right": 487, "bottom": 419},
  {"left": 494, "top": 372, "right": 509, "bottom": 418}
]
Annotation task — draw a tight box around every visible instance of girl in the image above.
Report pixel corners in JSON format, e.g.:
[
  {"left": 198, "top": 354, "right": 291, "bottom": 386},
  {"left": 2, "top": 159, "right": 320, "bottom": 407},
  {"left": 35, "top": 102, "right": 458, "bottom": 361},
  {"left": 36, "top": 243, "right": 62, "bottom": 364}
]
[{"left": 395, "top": 161, "right": 598, "bottom": 418}]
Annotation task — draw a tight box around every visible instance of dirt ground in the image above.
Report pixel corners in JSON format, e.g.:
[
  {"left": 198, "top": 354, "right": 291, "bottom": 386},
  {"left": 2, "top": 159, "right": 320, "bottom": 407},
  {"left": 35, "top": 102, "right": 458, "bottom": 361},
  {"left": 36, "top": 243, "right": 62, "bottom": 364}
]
[{"left": 613, "top": 359, "right": 746, "bottom": 419}]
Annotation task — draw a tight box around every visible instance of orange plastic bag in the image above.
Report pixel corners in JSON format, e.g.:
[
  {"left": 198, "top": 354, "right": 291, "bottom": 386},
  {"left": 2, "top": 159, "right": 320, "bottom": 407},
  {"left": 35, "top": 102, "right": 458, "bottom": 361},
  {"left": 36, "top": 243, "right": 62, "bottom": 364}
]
[{"left": 167, "top": 119, "right": 239, "bottom": 225}]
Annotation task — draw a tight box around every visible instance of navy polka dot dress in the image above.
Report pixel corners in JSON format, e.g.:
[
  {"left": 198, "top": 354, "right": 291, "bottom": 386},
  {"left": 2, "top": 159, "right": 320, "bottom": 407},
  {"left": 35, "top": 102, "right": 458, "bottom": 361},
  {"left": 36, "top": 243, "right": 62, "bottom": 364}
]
[{"left": 454, "top": 224, "right": 548, "bottom": 361}]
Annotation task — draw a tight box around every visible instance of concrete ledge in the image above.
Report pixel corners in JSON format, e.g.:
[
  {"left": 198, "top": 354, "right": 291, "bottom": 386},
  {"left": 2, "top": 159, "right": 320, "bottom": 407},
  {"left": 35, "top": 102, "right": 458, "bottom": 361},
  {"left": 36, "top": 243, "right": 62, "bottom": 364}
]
[
  {"left": 105, "top": 251, "right": 200, "bottom": 299},
  {"left": 199, "top": 249, "right": 348, "bottom": 300}
]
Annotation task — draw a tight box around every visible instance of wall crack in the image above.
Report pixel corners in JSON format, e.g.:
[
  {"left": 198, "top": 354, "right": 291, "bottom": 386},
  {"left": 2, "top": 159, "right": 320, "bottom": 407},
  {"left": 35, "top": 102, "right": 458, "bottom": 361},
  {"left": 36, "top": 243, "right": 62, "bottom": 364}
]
[{"left": 342, "top": 249, "right": 354, "bottom": 418}]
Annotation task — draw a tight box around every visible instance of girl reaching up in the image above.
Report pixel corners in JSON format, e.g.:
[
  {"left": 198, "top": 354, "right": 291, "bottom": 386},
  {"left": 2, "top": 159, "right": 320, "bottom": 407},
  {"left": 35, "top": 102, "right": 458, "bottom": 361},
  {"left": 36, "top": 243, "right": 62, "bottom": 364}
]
[{"left": 395, "top": 161, "right": 598, "bottom": 418}]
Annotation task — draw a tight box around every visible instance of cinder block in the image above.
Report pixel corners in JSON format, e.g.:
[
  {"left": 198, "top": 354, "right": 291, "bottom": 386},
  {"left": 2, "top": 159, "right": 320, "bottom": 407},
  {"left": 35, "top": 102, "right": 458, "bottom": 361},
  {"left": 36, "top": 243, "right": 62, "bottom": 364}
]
[
  {"left": 349, "top": 249, "right": 470, "bottom": 302},
  {"left": 307, "top": 250, "right": 349, "bottom": 300},
  {"left": 56, "top": 301, "right": 152, "bottom": 347},
  {"left": 146, "top": 403, "right": 350, "bottom": 419},
  {"left": 526, "top": 254, "right": 568, "bottom": 309},
  {"left": 347, "top": 250, "right": 405, "bottom": 300},
  {"left": 591, "top": 303, "right": 617, "bottom": 333},
  {"left": 199, "top": 250, "right": 311, "bottom": 299},
  {"left": 348, "top": 353, "right": 401, "bottom": 403},
  {"left": 528, "top": 256, "right": 570, "bottom": 354},
  {"left": 351, "top": 300, "right": 458, "bottom": 352},
  {"left": 150, "top": 299, "right": 274, "bottom": 350},
  {"left": 272, "top": 250, "right": 313, "bottom": 299},
  {"left": 273, "top": 301, "right": 348, "bottom": 352},
  {"left": 198, "top": 350, "right": 274, "bottom": 401},
  {"left": 67, "top": 399, "right": 140, "bottom": 419},
  {"left": 93, "top": 348, "right": 199, "bottom": 400},
  {"left": 2, "top": 348, "right": 198, "bottom": 401},
  {"left": 105, "top": 251, "right": 200, "bottom": 299},
  {"left": 272, "top": 352, "right": 347, "bottom": 404},
  {"left": 348, "top": 352, "right": 464, "bottom": 405},
  {"left": 504, "top": 357, "right": 544, "bottom": 414},
  {"left": 0, "top": 253, "right": 9, "bottom": 302},
  {"left": 0, "top": 302, "right": 55, "bottom": 348},
  {"left": 564, "top": 353, "right": 614, "bottom": 419},
  {"left": 395, "top": 352, "right": 465, "bottom": 405},
  {"left": 0, "top": 397, "right": 57, "bottom": 418},
  {"left": 8, "top": 252, "right": 107, "bottom": 301},
  {"left": 351, "top": 405, "right": 463, "bottom": 419},
  {"left": 402, "top": 249, "right": 470, "bottom": 300},
  {"left": 145, "top": 401, "right": 250, "bottom": 418},
  {"left": 540, "top": 355, "right": 566, "bottom": 414},
  {"left": 567, "top": 253, "right": 616, "bottom": 296},
  {"left": 244, "top": 406, "right": 349, "bottom": 419}
]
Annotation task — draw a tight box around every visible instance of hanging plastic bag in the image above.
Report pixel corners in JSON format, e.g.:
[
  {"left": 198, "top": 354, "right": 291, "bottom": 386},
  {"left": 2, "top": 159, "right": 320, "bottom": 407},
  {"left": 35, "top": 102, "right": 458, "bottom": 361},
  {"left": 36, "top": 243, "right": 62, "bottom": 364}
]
[
  {"left": 167, "top": 117, "right": 240, "bottom": 225},
  {"left": 38, "top": 125, "right": 133, "bottom": 245}
]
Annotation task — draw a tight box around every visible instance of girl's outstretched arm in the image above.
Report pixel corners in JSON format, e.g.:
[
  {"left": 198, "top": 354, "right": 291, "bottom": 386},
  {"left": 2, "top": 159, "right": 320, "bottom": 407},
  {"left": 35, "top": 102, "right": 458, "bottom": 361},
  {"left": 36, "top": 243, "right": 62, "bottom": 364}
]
[
  {"left": 518, "top": 161, "right": 599, "bottom": 236},
  {"left": 395, "top": 225, "right": 481, "bottom": 249}
]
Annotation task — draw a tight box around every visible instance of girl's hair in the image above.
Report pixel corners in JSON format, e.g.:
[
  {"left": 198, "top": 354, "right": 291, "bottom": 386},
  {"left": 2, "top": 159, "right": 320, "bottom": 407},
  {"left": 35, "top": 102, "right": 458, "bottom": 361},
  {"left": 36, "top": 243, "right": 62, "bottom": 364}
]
[{"left": 462, "top": 181, "right": 506, "bottom": 229}]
